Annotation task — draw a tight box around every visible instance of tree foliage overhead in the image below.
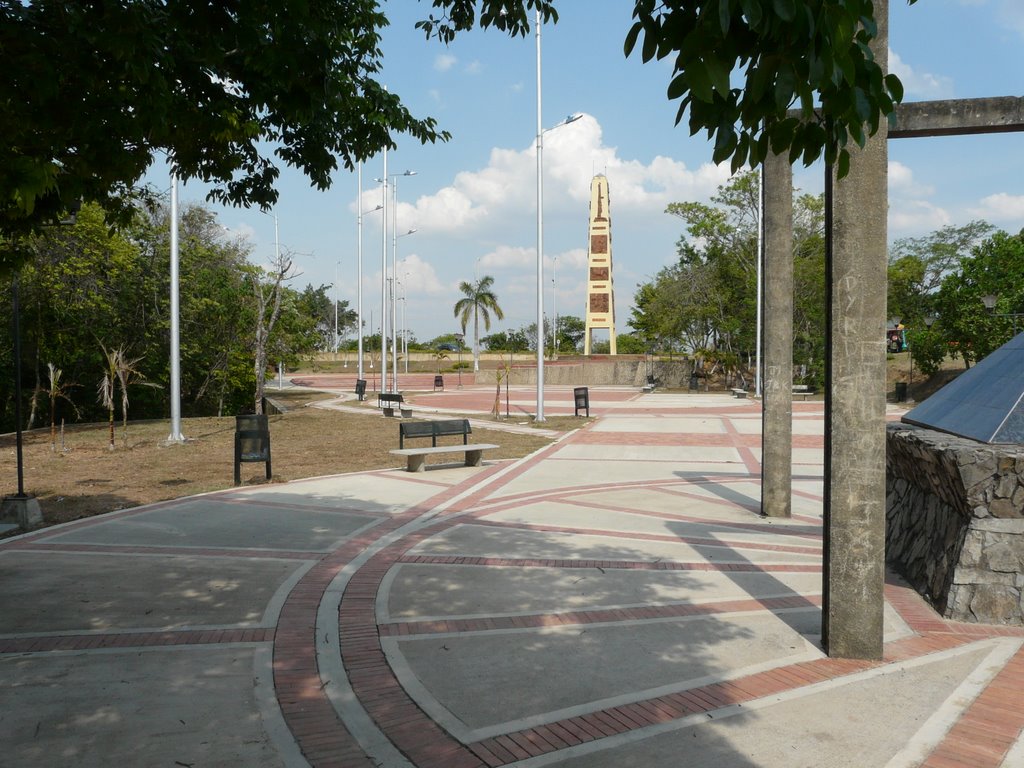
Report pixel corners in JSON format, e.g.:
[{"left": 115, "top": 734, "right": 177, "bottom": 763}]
[
  {"left": 1, "top": 0, "right": 450, "bottom": 242},
  {"left": 625, "top": 0, "right": 914, "bottom": 176},
  {"left": 421, "top": 1, "right": 914, "bottom": 177}
]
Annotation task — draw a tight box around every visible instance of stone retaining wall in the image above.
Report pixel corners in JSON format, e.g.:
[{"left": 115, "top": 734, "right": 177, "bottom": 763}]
[{"left": 886, "top": 423, "right": 1024, "bottom": 625}]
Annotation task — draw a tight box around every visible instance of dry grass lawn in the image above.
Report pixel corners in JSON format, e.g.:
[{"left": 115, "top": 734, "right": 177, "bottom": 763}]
[{"left": 1, "top": 390, "right": 562, "bottom": 530}]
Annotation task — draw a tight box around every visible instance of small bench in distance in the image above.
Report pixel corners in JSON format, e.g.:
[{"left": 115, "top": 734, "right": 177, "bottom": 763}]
[
  {"left": 378, "top": 392, "right": 411, "bottom": 417},
  {"left": 730, "top": 388, "right": 748, "bottom": 399},
  {"left": 792, "top": 384, "right": 817, "bottom": 401}
]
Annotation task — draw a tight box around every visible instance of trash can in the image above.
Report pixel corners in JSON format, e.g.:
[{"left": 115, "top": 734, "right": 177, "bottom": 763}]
[
  {"left": 433, "top": 375, "right": 444, "bottom": 391},
  {"left": 689, "top": 373, "right": 699, "bottom": 391},
  {"left": 894, "top": 382, "right": 908, "bottom": 402},
  {"left": 355, "top": 379, "right": 367, "bottom": 401},
  {"left": 234, "top": 414, "right": 271, "bottom": 485},
  {"left": 573, "top": 386, "right": 590, "bottom": 417}
]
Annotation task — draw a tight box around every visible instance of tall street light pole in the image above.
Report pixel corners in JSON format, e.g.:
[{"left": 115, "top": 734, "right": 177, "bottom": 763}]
[
  {"left": 391, "top": 171, "right": 416, "bottom": 392},
  {"left": 357, "top": 162, "right": 365, "bottom": 380},
  {"left": 535, "top": 8, "right": 546, "bottom": 422},
  {"left": 552, "top": 255, "right": 558, "bottom": 358},
  {"left": 391, "top": 229, "right": 416, "bottom": 389},
  {"left": 356, "top": 162, "right": 383, "bottom": 383},
  {"left": 167, "top": 173, "right": 185, "bottom": 443},
  {"left": 380, "top": 147, "right": 389, "bottom": 392},
  {"left": 535, "top": 9, "right": 581, "bottom": 421}
]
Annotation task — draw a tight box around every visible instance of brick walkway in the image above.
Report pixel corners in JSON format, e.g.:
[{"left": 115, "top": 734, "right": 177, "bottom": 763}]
[{"left": 2, "top": 391, "right": 1022, "bottom": 767}]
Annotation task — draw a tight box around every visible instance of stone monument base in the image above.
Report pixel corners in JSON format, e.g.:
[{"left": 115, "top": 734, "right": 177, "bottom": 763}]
[{"left": 886, "top": 423, "right": 1024, "bottom": 626}]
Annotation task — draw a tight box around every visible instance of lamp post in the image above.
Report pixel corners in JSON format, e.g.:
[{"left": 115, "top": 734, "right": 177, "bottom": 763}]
[
  {"left": 334, "top": 259, "right": 340, "bottom": 358},
  {"left": 535, "top": 7, "right": 582, "bottom": 421},
  {"left": 376, "top": 168, "right": 417, "bottom": 393},
  {"left": 390, "top": 228, "right": 416, "bottom": 391},
  {"left": 167, "top": 173, "right": 185, "bottom": 443},
  {"left": 356, "top": 162, "right": 382, "bottom": 381},
  {"left": 400, "top": 290, "right": 408, "bottom": 374},
  {"left": 392, "top": 171, "right": 415, "bottom": 392},
  {"left": 551, "top": 255, "right": 558, "bottom": 358},
  {"left": 982, "top": 293, "right": 1023, "bottom": 335},
  {"left": 455, "top": 332, "right": 465, "bottom": 389}
]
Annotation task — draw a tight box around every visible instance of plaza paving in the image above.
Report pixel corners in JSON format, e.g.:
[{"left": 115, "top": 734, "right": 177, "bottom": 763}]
[{"left": 2, "top": 387, "right": 1023, "bottom": 767}]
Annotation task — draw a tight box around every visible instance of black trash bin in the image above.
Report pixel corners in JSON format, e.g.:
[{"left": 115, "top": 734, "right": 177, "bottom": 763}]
[
  {"left": 355, "top": 379, "right": 367, "bottom": 401},
  {"left": 689, "top": 373, "right": 699, "bottom": 391},
  {"left": 574, "top": 386, "right": 590, "bottom": 417},
  {"left": 894, "top": 381, "right": 908, "bottom": 402},
  {"left": 433, "top": 375, "right": 444, "bottom": 391},
  {"left": 234, "top": 414, "right": 271, "bottom": 485}
]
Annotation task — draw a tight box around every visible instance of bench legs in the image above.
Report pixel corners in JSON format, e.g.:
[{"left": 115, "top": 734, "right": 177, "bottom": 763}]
[{"left": 404, "top": 449, "right": 485, "bottom": 472}]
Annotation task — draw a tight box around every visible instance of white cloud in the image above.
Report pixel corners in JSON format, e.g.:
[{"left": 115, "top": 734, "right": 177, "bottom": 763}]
[
  {"left": 434, "top": 53, "right": 457, "bottom": 72},
  {"left": 995, "top": 0, "right": 1024, "bottom": 39},
  {"left": 397, "top": 253, "right": 446, "bottom": 294},
  {"left": 888, "top": 161, "right": 934, "bottom": 197},
  {"left": 887, "top": 161, "right": 949, "bottom": 236},
  {"left": 405, "top": 113, "right": 728, "bottom": 235},
  {"left": 465, "top": 60, "right": 482, "bottom": 75},
  {"left": 888, "top": 49, "right": 954, "bottom": 100},
  {"left": 479, "top": 245, "right": 534, "bottom": 271},
  {"left": 969, "top": 192, "right": 1024, "bottom": 222},
  {"left": 889, "top": 200, "right": 952, "bottom": 235}
]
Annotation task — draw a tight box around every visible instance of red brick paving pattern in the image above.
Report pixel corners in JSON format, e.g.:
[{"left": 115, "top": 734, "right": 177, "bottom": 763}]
[
  {"left": 327, "top": 412, "right": 1024, "bottom": 768},
  {"left": 7, "top": 402, "right": 1022, "bottom": 766}
]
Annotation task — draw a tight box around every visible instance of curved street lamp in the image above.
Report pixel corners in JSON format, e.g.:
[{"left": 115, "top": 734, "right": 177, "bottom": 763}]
[{"left": 535, "top": 5, "right": 582, "bottom": 421}]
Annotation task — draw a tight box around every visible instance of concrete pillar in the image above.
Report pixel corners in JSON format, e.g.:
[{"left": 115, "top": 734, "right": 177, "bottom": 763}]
[
  {"left": 761, "top": 152, "right": 794, "bottom": 518},
  {"left": 822, "top": 0, "right": 889, "bottom": 660}
]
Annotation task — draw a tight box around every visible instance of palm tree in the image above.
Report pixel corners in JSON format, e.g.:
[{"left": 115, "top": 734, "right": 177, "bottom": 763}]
[{"left": 453, "top": 275, "right": 505, "bottom": 372}]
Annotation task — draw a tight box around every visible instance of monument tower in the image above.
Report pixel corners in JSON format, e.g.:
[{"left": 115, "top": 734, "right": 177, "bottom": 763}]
[{"left": 583, "top": 174, "right": 616, "bottom": 355}]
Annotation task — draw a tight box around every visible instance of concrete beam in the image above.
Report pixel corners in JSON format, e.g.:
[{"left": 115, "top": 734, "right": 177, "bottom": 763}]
[
  {"left": 822, "top": 0, "right": 889, "bottom": 661},
  {"left": 761, "top": 152, "right": 794, "bottom": 519},
  {"left": 890, "top": 96, "right": 1024, "bottom": 139}
]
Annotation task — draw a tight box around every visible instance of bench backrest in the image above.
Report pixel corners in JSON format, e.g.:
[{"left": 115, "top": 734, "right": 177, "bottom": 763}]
[{"left": 399, "top": 419, "right": 471, "bottom": 448}]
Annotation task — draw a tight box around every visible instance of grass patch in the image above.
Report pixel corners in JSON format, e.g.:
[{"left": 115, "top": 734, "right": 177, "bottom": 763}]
[{"left": 1, "top": 401, "right": 555, "bottom": 530}]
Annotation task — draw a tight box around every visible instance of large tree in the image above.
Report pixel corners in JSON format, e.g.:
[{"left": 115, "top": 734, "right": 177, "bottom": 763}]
[
  {"left": 931, "top": 229, "right": 1024, "bottom": 370},
  {"left": 631, "top": 171, "right": 826, "bottom": 384},
  {"left": 453, "top": 275, "right": 505, "bottom": 372},
  {"left": 886, "top": 221, "right": 995, "bottom": 328},
  {"left": 0, "top": 0, "right": 449, "bottom": 259}
]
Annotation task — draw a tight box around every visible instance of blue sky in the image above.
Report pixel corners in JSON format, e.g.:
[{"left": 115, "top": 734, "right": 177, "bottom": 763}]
[{"left": 157, "top": 0, "right": 1024, "bottom": 344}]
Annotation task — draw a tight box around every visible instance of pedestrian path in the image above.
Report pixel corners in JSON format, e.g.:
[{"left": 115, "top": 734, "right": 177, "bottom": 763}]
[{"left": 1, "top": 393, "right": 1022, "bottom": 767}]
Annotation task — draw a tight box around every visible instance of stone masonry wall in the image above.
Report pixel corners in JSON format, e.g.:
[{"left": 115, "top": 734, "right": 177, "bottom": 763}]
[{"left": 886, "top": 423, "right": 1024, "bottom": 625}]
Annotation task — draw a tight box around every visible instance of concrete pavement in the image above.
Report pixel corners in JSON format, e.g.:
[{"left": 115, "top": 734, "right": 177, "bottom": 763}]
[{"left": 2, "top": 388, "right": 1023, "bottom": 767}]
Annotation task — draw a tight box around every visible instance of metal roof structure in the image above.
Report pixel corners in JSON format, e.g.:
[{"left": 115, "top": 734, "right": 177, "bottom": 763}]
[{"left": 902, "top": 332, "right": 1024, "bottom": 443}]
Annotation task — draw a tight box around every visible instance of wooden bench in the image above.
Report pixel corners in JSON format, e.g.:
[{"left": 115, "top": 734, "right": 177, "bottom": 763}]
[
  {"left": 731, "top": 388, "right": 748, "bottom": 399},
  {"left": 378, "top": 392, "right": 411, "bottom": 417},
  {"left": 390, "top": 418, "right": 498, "bottom": 472}
]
